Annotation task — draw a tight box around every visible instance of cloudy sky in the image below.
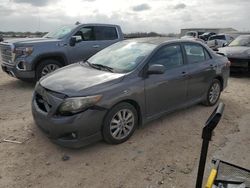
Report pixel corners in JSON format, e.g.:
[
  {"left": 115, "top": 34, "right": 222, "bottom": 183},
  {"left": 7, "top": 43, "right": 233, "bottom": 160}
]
[{"left": 0, "top": 0, "right": 249, "bottom": 33}]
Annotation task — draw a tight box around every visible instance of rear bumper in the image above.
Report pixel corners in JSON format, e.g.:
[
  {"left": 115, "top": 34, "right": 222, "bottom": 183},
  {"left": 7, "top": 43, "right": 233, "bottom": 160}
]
[{"left": 1, "top": 63, "right": 35, "bottom": 79}]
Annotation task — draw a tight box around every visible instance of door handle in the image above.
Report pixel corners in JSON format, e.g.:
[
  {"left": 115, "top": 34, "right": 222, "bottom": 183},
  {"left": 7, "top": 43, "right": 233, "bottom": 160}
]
[
  {"left": 93, "top": 45, "right": 100, "bottom": 48},
  {"left": 182, "top": 71, "right": 191, "bottom": 78},
  {"left": 182, "top": 71, "right": 187, "bottom": 77},
  {"left": 210, "top": 64, "right": 217, "bottom": 68}
]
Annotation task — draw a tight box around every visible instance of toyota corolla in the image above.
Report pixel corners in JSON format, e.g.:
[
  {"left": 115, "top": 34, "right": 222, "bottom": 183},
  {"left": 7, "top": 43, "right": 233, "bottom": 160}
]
[{"left": 32, "top": 38, "right": 230, "bottom": 148}]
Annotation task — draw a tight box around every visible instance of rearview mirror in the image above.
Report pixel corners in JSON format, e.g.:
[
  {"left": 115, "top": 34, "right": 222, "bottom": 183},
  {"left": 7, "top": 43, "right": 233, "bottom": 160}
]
[
  {"left": 147, "top": 64, "right": 166, "bottom": 75},
  {"left": 69, "top": 36, "right": 82, "bottom": 46}
]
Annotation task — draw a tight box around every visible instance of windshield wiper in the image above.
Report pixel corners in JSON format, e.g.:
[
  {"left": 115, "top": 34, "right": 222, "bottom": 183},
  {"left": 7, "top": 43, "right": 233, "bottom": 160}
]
[
  {"left": 83, "top": 61, "right": 113, "bottom": 72},
  {"left": 91, "top": 63, "right": 114, "bottom": 72}
]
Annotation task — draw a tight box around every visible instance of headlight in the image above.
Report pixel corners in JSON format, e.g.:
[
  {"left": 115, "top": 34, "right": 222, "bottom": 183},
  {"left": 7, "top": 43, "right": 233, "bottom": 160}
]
[
  {"left": 58, "top": 95, "right": 102, "bottom": 115},
  {"left": 14, "top": 46, "right": 33, "bottom": 56}
]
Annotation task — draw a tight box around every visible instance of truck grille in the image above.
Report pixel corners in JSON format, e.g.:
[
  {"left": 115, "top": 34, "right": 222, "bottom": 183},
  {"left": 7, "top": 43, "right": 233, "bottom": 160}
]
[{"left": 0, "top": 43, "right": 13, "bottom": 65}]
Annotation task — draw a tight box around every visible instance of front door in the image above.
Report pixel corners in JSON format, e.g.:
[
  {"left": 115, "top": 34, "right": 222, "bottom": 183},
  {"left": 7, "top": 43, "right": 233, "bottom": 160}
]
[
  {"left": 145, "top": 44, "right": 188, "bottom": 117},
  {"left": 68, "top": 26, "right": 120, "bottom": 64}
]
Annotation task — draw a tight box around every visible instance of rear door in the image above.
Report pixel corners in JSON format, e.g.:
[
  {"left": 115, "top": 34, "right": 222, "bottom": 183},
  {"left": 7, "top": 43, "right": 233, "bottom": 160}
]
[
  {"left": 183, "top": 43, "right": 216, "bottom": 101},
  {"left": 93, "top": 26, "right": 120, "bottom": 50},
  {"left": 144, "top": 44, "right": 188, "bottom": 117}
]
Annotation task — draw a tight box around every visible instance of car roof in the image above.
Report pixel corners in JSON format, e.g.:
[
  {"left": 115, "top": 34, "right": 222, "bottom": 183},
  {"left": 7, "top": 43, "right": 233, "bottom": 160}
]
[{"left": 125, "top": 37, "right": 204, "bottom": 45}]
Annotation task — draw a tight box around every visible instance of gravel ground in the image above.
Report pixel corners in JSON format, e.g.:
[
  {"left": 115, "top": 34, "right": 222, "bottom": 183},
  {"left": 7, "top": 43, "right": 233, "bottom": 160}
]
[{"left": 0, "top": 70, "right": 249, "bottom": 188}]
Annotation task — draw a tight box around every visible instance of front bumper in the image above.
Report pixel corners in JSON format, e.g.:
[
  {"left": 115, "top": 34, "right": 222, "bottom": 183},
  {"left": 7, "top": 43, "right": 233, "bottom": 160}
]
[
  {"left": 1, "top": 63, "right": 35, "bottom": 79},
  {"left": 228, "top": 58, "right": 250, "bottom": 71},
  {"left": 31, "top": 86, "right": 107, "bottom": 148}
]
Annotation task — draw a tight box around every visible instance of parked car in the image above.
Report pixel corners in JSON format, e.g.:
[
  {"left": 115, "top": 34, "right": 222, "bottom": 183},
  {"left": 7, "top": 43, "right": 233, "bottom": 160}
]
[
  {"left": 32, "top": 38, "right": 230, "bottom": 148},
  {"left": 199, "top": 32, "right": 216, "bottom": 41},
  {"left": 206, "top": 34, "right": 234, "bottom": 50},
  {"left": 181, "top": 31, "right": 204, "bottom": 39},
  {"left": 181, "top": 31, "right": 205, "bottom": 43},
  {"left": 0, "top": 23, "right": 123, "bottom": 81},
  {"left": 218, "top": 35, "right": 250, "bottom": 72}
]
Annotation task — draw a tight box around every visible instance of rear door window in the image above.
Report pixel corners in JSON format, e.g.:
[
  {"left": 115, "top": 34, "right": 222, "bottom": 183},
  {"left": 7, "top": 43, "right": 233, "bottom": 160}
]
[
  {"left": 94, "top": 26, "right": 118, "bottom": 40},
  {"left": 184, "top": 44, "right": 206, "bottom": 64}
]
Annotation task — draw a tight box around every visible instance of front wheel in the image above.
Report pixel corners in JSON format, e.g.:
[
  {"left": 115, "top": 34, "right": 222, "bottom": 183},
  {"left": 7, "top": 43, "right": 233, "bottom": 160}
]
[
  {"left": 102, "top": 102, "right": 138, "bottom": 144},
  {"left": 36, "top": 60, "right": 63, "bottom": 81},
  {"left": 203, "top": 79, "right": 221, "bottom": 106}
]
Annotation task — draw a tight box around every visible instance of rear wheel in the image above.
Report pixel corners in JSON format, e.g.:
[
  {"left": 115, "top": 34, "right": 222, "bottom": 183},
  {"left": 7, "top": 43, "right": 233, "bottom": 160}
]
[
  {"left": 36, "top": 60, "right": 63, "bottom": 80},
  {"left": 102, "top": 102, "right": 138, "bottom": 144},
  {"left": 203, "top": 79, "right": 221, "bottom": 106}
]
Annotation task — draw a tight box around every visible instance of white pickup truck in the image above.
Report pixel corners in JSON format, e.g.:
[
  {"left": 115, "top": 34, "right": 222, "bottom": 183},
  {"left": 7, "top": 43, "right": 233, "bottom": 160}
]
[{"left": 206, "top": 34, "right": 234, "bottom": 50}]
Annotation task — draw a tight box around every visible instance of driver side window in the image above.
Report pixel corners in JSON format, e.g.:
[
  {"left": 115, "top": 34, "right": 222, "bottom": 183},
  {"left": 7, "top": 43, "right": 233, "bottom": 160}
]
[
  {"left": 73, "top": 27, "right": 95, "bottom": 41},
  {"left": 148, "top": 44, "right": 184, "bottom": 69}
]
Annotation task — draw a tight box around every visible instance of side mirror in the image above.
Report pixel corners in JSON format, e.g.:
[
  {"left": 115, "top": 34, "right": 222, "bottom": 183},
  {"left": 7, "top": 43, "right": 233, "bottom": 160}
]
[
  {"left": 69, "top": 36, "right": 82, "bottom": 46},
  {"left": 147, "top": 64, "right": 166, "bottom": 75}
]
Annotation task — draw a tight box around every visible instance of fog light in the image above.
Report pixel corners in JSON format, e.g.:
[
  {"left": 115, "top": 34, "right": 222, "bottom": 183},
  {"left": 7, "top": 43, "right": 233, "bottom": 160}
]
[
  {"left": 16, "top": 61, "right": 26, "bottom": 70},
  {"left": 60, "top": 132, "right": 78, "bottom": 140}
]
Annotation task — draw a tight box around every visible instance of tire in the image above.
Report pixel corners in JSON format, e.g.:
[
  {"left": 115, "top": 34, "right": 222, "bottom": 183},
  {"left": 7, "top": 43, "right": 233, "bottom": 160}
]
[
  {"left": 36, "top": 59, "right": 63, "bottom": 81},
  {"left": 102, "top": 102, "right": 138, "bottom": 144},
  {"left": 203, "top": 79, "right": 221, "bottom": 106}
]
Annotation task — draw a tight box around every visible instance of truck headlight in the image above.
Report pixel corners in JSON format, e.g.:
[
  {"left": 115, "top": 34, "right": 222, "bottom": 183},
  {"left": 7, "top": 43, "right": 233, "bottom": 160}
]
[
  {"left": 14, "top": 46, "right": 33, "bottom": 56},
  {"left": 58, "top": 95, "right": 102, "bottom": 115}
]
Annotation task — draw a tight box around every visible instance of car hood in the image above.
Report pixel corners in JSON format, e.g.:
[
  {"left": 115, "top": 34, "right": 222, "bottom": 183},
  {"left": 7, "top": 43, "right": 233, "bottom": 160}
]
[
  {"left": 218, "top": 46, "right": 250, "bottom": 58},
  {"left": 2, "top": 37, "right": 61, "bottom": 46},
  {"left": 40, "top": 63, "right": 125, "bottom": 97}
]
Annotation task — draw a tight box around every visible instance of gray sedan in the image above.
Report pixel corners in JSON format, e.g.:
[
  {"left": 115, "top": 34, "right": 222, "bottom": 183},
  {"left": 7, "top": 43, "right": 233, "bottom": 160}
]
[
  {"left": 218, "top": 35, "right": 250, "bottom": 72},
  {"left": 32, "top": 38, "right": 230, "bottom": 148}
]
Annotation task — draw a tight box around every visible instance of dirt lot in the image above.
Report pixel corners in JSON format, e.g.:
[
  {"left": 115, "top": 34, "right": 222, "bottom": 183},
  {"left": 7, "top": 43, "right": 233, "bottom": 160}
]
[{"left": 0, "top": 71, "right": 249, "bottom": 188}]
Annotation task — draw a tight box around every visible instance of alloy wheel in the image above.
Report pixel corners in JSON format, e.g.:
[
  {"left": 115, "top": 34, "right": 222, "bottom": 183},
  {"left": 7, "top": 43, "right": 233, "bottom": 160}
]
[
  {"left": 41, "top": 64, "right": 60, "bottom": 76},
  {"left": 209, "top": 82, "right": 220, "bottom": 104},
  {"left": 110, "top": 109, "right": 135, "bottom": 140}
]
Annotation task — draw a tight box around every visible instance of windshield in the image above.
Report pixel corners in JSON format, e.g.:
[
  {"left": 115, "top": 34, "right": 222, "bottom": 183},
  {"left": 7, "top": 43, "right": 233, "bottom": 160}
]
[
  {"left": 229, "top": 35, "right": 250, "bottom": 47},
  {"left": 209, "top": 35, "right": 226, "bottom": 41},
  {"left": 87, "top": 41, "right": 156, "bottom": 73},
  {"left": 43, "top": 25, "right": 75, "bottom": 39}
]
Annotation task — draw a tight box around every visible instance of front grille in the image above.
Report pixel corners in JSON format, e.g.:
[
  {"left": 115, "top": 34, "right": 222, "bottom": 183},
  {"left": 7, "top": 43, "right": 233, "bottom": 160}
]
[
  {"left": 0, "top": 43, "right": 13, "bottom": 64},
  {"left": 35, "top": 93, "right": 52, "bottom": 113}
]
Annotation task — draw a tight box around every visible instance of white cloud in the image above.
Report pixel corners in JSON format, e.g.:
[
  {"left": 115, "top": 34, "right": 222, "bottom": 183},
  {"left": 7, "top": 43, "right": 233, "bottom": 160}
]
[
  {"left": 0, "top": 0, "right": 249, "bottom": 33},
  {"left": 132, "top": 4, "right": 151, "bottom": 12}
]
